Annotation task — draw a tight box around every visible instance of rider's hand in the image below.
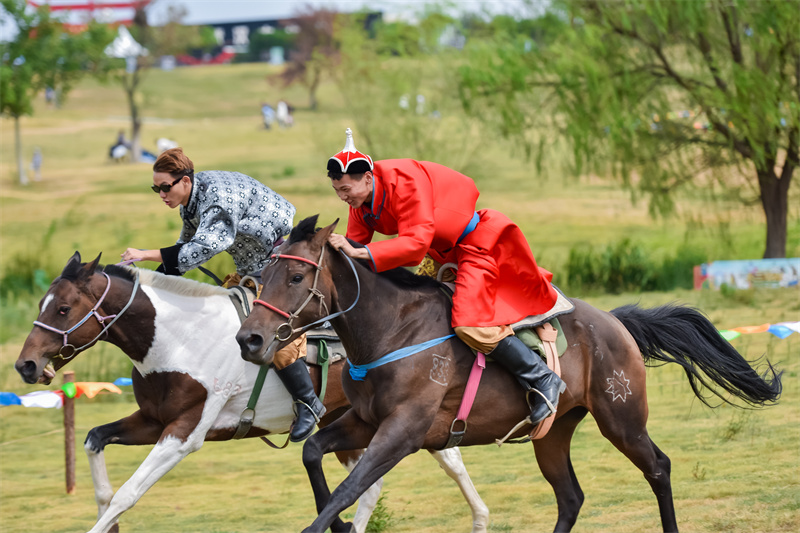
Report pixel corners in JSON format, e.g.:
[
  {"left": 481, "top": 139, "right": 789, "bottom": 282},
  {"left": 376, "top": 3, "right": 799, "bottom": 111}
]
[
  {"left": 121, "top": 248, "right": 161, "bottom": 263},
  {"left": 328, "top": 234, "right": 369, "bottom": 261}
]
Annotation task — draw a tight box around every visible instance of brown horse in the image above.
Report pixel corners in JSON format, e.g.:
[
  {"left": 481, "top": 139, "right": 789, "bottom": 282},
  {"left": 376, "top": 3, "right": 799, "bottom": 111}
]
[
  {"left": 15, "top": 252, "right": 490, "bottom": 533},
  {"left": 236, "top": 216, "right": 782, "bottom": 533}
]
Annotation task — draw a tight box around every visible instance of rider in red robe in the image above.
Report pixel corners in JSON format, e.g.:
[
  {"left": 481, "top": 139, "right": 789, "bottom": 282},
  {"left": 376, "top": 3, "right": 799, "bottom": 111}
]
[{"left": 326, "top": 129, "right": 565, "bottom": 426}]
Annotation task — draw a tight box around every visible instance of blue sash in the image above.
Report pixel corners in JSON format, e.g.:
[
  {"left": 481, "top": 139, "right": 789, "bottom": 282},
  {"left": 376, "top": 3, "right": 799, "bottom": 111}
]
[
  {"left": 457, "top": 212, "right": 480, "bottom": 244},
  {"left": 349, "top": 334, "right": 456, "bottom": 381}
]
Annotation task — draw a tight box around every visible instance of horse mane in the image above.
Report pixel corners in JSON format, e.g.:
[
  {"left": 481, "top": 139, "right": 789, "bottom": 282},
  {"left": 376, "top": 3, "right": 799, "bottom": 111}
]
[
  {"left": 288, "top": 215, "right": 319, "bottom": 245},
  {"left": 103, "top": 264, "right": 232, "bottom": 298}
]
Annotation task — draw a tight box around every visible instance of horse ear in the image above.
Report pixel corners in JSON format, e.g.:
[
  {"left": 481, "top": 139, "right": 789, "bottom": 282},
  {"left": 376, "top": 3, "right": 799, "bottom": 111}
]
[
  {"left": 61, "top": 252, "right": 82, "bottom": 278},
  {"left": 314, "top": 219, "right": 339, "bottom": 248},
  {"left": 78, "top": 253, "right": 103, "bottom": 281}
]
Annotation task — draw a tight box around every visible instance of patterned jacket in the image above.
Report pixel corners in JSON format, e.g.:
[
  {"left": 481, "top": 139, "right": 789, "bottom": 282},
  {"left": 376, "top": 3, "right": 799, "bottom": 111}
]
[{"left": 160, "top": 170, "right": 295, "bottom": 276}]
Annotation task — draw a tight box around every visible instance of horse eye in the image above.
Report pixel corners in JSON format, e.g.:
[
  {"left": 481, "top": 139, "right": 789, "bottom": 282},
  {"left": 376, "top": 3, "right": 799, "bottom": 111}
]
[
  {"left": 58, "top": 306, "right": 70, "bottom": 315},
  {"left": 291, "top": 274, "right": 304, "bottom": 284}
]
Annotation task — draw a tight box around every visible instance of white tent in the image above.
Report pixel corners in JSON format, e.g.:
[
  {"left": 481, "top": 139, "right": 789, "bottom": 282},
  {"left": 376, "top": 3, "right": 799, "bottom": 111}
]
[{"left": 104, "top": 25, "right": 147, "bottom": 58}]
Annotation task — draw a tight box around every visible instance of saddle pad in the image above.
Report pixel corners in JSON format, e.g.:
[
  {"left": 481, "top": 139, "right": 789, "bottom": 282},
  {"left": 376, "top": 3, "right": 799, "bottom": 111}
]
[
  {"left": 511, "top": 286, "right": 574, "bottom": 331},
  {"left": 305, "top": 327, "right": 346, "bottom": 366},
  {"left": 516, "top": 318, "right": 568, "bottom": 359}
]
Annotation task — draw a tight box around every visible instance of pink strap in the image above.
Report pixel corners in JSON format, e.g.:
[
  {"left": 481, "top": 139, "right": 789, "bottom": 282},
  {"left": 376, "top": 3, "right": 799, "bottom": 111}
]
[{"left": 455, "top": 351, "right": 486, "bottom": 421}]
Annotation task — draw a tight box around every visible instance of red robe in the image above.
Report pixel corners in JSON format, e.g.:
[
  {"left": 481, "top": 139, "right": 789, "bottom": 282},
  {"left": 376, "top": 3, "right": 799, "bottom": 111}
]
[{"left": 346, "top": 159, "right": 557, "bottom": 327}]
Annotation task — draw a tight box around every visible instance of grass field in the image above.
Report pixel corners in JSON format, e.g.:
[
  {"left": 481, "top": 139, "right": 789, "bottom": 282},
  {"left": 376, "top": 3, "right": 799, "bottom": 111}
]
[{"left": 1, "top": 62, "right": 799, "bottom": 532}]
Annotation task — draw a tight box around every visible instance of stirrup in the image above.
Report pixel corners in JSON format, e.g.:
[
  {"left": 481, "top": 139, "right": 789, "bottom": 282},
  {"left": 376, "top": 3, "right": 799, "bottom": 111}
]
[
  {"left": 528, "top": 388, "right": 557, "bottom": 417},
  {"left": 294, "top": 399, "right": 325, "bottom": 423}
]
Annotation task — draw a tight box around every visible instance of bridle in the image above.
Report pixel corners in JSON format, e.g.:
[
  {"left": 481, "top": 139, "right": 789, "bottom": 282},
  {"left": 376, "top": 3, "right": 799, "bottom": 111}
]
[
  {"left": 33, "top": 271, "right": 140, "bottom": 361},
  {"left": 253, "top": 245, "right": 360, "bottom": 342}
]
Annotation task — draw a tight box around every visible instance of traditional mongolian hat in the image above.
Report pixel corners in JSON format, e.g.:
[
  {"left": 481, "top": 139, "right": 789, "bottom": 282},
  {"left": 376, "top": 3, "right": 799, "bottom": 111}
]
[{"left": 327, "top": 128, "right": 373, "bottom": 174}]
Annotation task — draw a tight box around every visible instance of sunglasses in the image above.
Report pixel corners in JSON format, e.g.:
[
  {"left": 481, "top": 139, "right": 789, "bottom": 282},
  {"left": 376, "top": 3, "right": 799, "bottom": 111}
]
[{"left": 151, "top": 176, "right": 183, "bottom": 194}]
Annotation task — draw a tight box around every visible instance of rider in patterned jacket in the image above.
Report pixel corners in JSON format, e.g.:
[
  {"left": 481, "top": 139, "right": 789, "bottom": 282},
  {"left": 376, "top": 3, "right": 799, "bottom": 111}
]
[{"left": 121, "top": 148, "right": 324, "bottom": 442}]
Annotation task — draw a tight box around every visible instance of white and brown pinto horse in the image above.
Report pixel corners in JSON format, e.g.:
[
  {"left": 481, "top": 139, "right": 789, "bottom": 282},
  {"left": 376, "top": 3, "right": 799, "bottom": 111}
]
[{"left": 15, "top": 252, "right": 489, "bottom": 533}]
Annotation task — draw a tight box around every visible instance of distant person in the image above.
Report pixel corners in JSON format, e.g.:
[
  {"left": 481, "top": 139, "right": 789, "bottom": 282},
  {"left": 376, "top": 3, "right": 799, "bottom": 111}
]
[
  {"left": 30, "top": 147, "right": 42, "bottom": 181},
  {"left": 120, "top": 148, "right": 324, "bottom": 442},
  {"left": 276, "top": 100, "right": 293, "bottom": 128},
  {"left": 261, "top": 102, "right": 275, "bottom": 129},
  {"left": 109, "top": 130, "right": 129, "bottom": 159}
]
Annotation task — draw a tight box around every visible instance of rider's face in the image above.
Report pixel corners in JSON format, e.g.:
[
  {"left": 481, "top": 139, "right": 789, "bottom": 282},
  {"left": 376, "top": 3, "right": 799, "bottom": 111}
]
[
  {"left": 153, "top": 171, "right": 191, "bottom": 209},
  {"left": 331, "top": 172, "right": 373, "bottom": 209}
]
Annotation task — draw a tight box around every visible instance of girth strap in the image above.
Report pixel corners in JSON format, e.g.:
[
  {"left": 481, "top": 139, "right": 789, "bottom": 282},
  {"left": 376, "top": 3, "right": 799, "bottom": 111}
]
[{"left": 444, "top": 351, "right": 486, "bottom": 449}]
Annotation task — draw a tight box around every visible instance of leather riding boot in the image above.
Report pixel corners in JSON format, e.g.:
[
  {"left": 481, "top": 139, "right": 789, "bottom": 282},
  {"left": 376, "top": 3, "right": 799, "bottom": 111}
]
[
  {"left": 490, "top": 335, "right": 566, "bottom": 426},
  {"left": 275, "top": 359, "right": 327, "bottom": 442}
]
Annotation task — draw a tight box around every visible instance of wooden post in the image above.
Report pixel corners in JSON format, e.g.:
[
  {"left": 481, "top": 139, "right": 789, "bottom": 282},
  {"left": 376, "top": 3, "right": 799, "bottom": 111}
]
[{"left": 63, "top": 370, "right": 76, "bottom": 495}]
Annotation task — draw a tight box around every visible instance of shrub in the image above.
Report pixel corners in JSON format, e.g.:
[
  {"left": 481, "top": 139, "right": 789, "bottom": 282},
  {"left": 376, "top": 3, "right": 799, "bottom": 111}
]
[{"left": 565, "top": 238, "right": 707, "bottom": 294}]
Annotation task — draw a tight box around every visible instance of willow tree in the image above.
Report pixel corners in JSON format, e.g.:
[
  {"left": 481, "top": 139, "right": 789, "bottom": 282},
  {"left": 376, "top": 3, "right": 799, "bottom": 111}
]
[{"left": 459, "top": 0, "right": 799, "bottom": 258}]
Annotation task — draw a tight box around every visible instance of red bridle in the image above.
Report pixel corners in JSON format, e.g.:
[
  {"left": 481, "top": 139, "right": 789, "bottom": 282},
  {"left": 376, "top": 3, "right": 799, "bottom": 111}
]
[
  {"left": 253, "top": 250, "right": 329, "bottom": 341},
  {"left": 252, "top": 245, "right": 362, "bottom": 342}
]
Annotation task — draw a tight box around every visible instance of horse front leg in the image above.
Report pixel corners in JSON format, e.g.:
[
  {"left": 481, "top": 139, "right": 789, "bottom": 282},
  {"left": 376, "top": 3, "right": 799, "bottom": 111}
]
[
  {"left": 302, "top": 412, "right": 427, "bottom": 533},
  {"left": 86, "top": 424, "right": 206, "bottom": 533},
  {"left": 83, "top": 411, "right": 165, "bottom": 533},
  {"left": 429, "top": 448, "right": 489, "bottom": 533},
  {"left": 303, "top": 410, "right": 377, "bottom": 533},
  {"left": 334, "top": 450, "right": 383, "bottom": 533}
]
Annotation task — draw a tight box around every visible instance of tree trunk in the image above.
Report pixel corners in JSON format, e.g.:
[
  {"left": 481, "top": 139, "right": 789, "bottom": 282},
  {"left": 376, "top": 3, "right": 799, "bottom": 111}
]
[
  {"left": 757, "top": 167, "right": 790, "bottom": 258},
  {"left": 125, "top": 80, "right": 142, "bottom": 163},
  {"left": 14, "top": 115, "right": 28, "bottom": 185}
]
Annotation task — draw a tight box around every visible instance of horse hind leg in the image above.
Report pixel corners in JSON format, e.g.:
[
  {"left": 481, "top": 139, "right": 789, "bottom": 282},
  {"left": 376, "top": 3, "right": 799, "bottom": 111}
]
[
  {"left": 532, "top": 407, "right": 589, "bottom": 533},
  {"left": 592, "top": 400, "right": 677, "bottom": 533},
  {"left": 429, "top": 447, "right": 490, "bottom": 533}
]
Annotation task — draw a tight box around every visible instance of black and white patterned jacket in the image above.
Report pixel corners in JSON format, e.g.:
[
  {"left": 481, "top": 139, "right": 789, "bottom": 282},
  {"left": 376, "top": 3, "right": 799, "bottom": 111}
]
[{"left": 160, "top": 170, "right": 295, "bottom": 276}]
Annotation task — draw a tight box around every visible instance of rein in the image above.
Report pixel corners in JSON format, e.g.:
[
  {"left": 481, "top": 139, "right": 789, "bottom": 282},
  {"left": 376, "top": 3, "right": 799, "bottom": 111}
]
[
  {"left": 253, "top": 246, "right": 361, "bottom": 341},
  {"left": 33, "top": 271, "right": 140, "bottom": 361}
]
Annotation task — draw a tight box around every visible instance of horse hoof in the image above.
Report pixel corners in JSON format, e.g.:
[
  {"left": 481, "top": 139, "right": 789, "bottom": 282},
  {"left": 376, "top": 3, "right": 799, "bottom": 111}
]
[{"left": 331, "top": 521, "right": 354, "bottom": 533}]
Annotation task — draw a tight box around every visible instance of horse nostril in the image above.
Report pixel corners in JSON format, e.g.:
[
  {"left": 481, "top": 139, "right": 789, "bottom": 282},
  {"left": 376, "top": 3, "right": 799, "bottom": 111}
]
[
  {"left": 16, "top": 360, "right": 38, "bottom": 383},
  {"left": 236, "top": 330, "right": 264, "bottom": 356}
]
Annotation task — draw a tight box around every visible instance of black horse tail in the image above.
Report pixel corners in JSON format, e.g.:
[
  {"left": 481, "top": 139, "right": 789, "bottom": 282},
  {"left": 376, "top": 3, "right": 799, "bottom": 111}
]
[{"left": 611, "top": 303, "right": 782, "bottom": 408}]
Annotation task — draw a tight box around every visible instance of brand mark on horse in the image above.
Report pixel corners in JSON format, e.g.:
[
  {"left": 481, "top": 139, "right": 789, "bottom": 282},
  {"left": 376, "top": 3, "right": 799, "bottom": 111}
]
[
  {"left": 429, "top": 354, "right": 451, "bottom": 386},
  {"left": 212, "top": 378, "right": 242, "bottom": 398},
  {"left": 606, "top": 369, "right": 632, "bottom": 402}
]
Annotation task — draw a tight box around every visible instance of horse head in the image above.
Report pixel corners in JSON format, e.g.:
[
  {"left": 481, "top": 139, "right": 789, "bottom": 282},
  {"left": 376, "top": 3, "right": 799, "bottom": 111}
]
[
  {"left": 15, "top": 251, "right": 104, "bottom": 384},
  {"left": 236, "top": 215, "right": 339, "bottom": 366}
]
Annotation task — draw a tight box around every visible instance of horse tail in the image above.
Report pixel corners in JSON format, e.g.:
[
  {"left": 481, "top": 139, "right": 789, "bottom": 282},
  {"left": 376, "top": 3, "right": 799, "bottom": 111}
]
[{"left": 610, "top": 303, "right": 782, "bottom": 408}]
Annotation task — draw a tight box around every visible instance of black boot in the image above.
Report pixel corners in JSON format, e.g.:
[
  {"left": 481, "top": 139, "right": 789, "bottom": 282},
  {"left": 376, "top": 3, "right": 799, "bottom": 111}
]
[
  {"left": 275, "top": 359, "right": 326, "bottom": 442},
  {"left": 490, "top": 335, "right": 566, "bottom": 426}
]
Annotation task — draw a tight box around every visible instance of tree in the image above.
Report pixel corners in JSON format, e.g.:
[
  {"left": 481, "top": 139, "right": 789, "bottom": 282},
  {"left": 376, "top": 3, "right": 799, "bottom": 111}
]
[
  {"left": 0, "top": 0, "right": 112, "bottom": 184},
  {"left": 273, "top": 6, "right": 340, "bottom": 110},
  {"left": 458, "top": 0, "right": 799, "bottom": 258}
]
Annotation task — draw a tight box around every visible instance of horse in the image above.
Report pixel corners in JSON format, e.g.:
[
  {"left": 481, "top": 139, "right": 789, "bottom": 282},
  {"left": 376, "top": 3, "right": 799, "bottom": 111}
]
[
  {"left": 14, "top": 252, "right": 490, "bottom": 533},
  {"left": 235, "top": 216, "right": 783, "bottom": 533}
]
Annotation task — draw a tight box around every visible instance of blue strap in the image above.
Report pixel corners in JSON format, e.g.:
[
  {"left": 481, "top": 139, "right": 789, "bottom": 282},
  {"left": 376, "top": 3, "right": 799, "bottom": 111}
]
[
  {"left": 457, "top": 212, "right": 480, "bottom": 244},
  {"left": 349, "top": 334, "right": 455, "bottom": 381}
]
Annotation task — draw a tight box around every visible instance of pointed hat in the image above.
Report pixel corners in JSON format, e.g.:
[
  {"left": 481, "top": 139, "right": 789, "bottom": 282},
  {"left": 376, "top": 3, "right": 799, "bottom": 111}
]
[{"left": 327, "top": 128, "right": 373, "bottom": 174}]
